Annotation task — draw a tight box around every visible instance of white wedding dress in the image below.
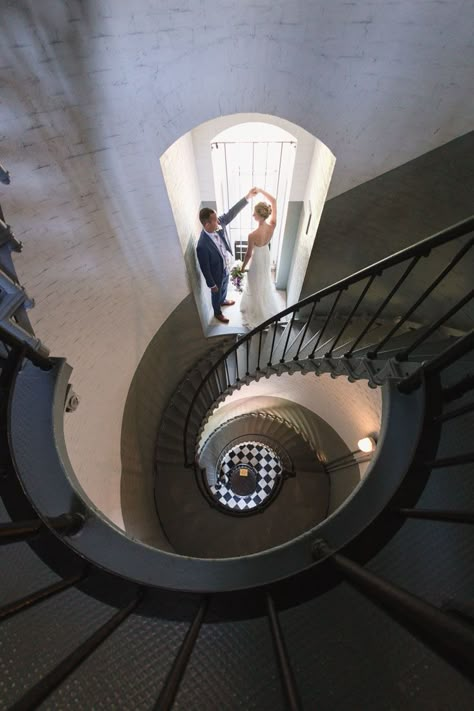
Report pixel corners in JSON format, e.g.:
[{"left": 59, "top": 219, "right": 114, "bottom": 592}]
[{"left": 240, "top": 243, "right": 280, "bottom": 330}]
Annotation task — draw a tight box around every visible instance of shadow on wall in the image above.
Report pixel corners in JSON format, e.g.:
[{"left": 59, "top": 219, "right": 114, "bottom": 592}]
[
  {"left": 120, "top": 293, "right": 233, "bottom": 547},
  {"left": 301, "top": 132, "right": 474, "bottom": 331}
]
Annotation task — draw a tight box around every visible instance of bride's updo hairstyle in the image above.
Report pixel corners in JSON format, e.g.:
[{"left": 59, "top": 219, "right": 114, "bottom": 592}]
[{"left": 254, "top": 202, "right": 272, "bottom": 220}]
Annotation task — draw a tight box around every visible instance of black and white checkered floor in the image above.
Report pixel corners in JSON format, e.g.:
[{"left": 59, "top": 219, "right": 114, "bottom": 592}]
[{"left": 210, "top": 440, "right": 282, "bottom": 512}]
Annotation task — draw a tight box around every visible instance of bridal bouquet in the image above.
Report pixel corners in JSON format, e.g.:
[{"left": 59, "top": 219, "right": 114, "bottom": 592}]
[{"left": 230, "top": 262, "right": 245, "bottom": 292}]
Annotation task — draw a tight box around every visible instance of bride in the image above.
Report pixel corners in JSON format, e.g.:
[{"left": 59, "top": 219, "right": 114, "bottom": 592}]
[{"left": 240, "top": 188, "right": 281, "bottom": 330}]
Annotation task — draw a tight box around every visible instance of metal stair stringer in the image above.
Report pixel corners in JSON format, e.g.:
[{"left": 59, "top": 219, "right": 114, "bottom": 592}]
[{"left": 191, "top": 351, "right": 421, "bottom": 464}]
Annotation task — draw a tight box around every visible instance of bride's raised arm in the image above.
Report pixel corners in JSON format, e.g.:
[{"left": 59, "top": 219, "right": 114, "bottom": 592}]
[{"left": 256, "top": 188, "right": 277, "bottom": 227}]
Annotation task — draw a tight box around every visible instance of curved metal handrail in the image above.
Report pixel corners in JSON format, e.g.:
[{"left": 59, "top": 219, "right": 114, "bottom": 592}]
[{"left": 183, "top": 216, "right": 474, "bottom": 465}]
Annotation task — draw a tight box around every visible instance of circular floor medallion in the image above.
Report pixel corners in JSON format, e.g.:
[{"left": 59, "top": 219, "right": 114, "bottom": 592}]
[
  {"left": 229, "top": 464, "right": 257, "bottom": 496},
  {"left": 209, "top": 441, "right": 283, "bottom": 513}
]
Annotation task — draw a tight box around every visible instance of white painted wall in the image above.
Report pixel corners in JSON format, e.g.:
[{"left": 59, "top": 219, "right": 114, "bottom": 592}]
[
  {"left": 160, "top": 132, "right": 201, "bottom": 256},
  {"left": 1, "top": 1, "right": 472, "bottom": 526},
  {"left": 287, "top": 141, "right": 336, "bottom": 305}
]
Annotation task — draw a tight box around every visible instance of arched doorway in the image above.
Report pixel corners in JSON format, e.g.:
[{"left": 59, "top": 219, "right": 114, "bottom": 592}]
[{"left": 210, "top": 121, "right": 297, "bottom": 278}]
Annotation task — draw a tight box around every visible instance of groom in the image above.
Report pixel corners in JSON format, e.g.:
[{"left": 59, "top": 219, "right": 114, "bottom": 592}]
[{"left": 197, "top": 187, "right": 257, "bottom": 323}]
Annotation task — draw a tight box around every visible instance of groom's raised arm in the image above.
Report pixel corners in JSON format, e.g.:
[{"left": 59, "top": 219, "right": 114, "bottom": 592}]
[{"left": 218, "top": 187, "right": 257, "bottom": 226}]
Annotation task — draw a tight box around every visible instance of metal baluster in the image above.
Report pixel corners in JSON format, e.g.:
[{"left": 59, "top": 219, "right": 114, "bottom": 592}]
[
  {"left": 326, "top": 275, "right": 376, "bottom": 356},
  {"left": 396, "top": 290, "right": 474, "bottom": 360},
  {"left": 368, "top": 237, "right": 474, "bottom": 358},
  {"left": 344, "top": 256, "right": 420, "bottom": 357},
  {"left": 312, "top": 540, "right": 474, "bottom": 681},
  {"left": 246, "top": 337, "right": 250, "bottom": 375},
  {"left": 280, "top": 310, "right": 298, "bottom": 362},
  {"left": 294, "top": 300, "right": 317, "bottom": 360},
  {"left": 10, "top": 595, "right": 142, "bottom": 711},
  {"left": 214, "top": 366, "right": 223, "bottom": 394},
  {"left": 268, "top": 321, "right": 280, "bottom": 366},
  {"left": 224, "top": 357, "right": 230, "bottom": 386},
  {"left": 434, "top": 402, "right": 474, "bottom": 423},
  {"left": 256, "top": 329, "right": 263, "bottom": 371},
  {"left": 266, "top": 593, "right": 302, "bottom": 711},
  {"left": 326, "top": 456, "right": 370, "bottom": 474},
  {"left": 324, "top": 450, "right": 360, "bottom": 468},
  {"left": 309, "top": 290, "right": 343, "bottom": 358},
  {"left": 234, "top": 348, "right": 240, "bottom": 381},
  {"left": 155, "top": 598, "right": 208, "bottom": 710},
  {"left": 442, "top": 373, "right": 474, "bottom": 403},
  {"left": 0, "top": 513, "right": 84, "bottom": 545},
  {"left": 398, "top": 329, "right": 474, "bottom": 394},
  {"left": 425, "top": 453, "right": 474, "bottom": 468},
  {"left": 396, "top": 508, "right": 474, "bottom": 524},
  {"left": 0, "top": 571, "right": 88, "bottom": 622}
]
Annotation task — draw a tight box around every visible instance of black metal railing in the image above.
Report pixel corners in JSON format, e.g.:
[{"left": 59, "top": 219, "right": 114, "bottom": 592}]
[
  {"left": 0, "top": 514, "right": 85, "bottom": 545},
  {"left": 0, "top": 207, "right": 473, "bottom": 706},
  {"left": 184, "top": 216, "right": 474, "bottom": 465},
  {"left": 312, "top": 540, "right": 474, "bottom": 682},
  {"left": 9, "top": 594, "right": 143, "bottom": 711}
]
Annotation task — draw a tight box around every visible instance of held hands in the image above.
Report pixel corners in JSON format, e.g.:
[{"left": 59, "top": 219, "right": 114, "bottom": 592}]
[
  {"left": 211, "top": 285, "right": 219, "bottom": 293},
  {"left": 246, "top": 187, "right": 258, "bottom": 200}
]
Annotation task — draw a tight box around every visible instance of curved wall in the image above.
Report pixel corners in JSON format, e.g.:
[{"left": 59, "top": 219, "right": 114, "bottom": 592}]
[
  {"left": 202, "top": 372, "right": 382, "bottom": 488},
  {"left": 199, "top": 395, "right": 365, "bottom": 514},
  {"left": 1, "top": 1, "right": 471, "bottom": 526}
]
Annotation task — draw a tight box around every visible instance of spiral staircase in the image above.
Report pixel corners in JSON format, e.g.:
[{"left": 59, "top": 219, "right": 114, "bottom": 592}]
[{"left": 0, "top": 201, "right": 473, "bottom": 709}]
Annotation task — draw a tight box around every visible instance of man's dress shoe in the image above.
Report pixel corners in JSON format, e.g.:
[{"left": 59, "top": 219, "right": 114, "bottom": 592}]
[{"left": 215, "top": 313, "right": 229, "bottom": 323}]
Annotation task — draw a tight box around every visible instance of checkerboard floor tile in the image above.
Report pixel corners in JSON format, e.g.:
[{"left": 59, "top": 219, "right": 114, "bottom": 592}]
[{"left": 209, "top": 441, "right": 282, "bottom": 512}]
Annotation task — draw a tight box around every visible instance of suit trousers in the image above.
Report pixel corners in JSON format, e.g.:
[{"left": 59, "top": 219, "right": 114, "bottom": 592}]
[{"left": 211, "top": 270, "right": 229, "bottom": 315}]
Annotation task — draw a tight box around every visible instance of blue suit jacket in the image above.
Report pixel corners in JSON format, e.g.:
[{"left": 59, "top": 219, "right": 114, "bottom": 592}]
[{"left": 196, "top": 197, "right": 248, "bottom": 288}]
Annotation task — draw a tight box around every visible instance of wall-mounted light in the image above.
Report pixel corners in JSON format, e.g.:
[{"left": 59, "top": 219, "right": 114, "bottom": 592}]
[{"left": 357, "top": 436, "right": 377, "bottom": 453}]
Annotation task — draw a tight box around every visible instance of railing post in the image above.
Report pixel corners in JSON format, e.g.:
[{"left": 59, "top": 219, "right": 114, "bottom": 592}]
[
  {"left": 0, "top": 571, "right": 88, "bottom": 622},
  {"left": 326, "top": 274, "right": 375, "bottom": 356},
  {"left": 0, "top": 513, "right": 85, "bottom": 545},
  {"left": 155, "top": 597, "right": 208, "bottom": 710},
  {"left": 368, "top": 237, "right": 473, "bottom": 359},
  {"left": 10, "top": 594, "right": 142, "bottom": 711},
  {"left": 280, "top": 310, "right": 298, "bottom": 362},
  {"left": 266, "top": 593, "right": 302, "bottom": 711},
  {"left": 398, "top": 329, "right": 474, "bottom": 394},
  {"left": 344, "top": 256, "right": 420, "bottom": 357},
  {"left": 396, "top": 508, "right": 474, "bottom": 524},
  {"left": 312, "top": 540, "right": 474, "bottom": 681},
  {"left": 309, "top": 290, "right": 343, "bottom": 358},
  {"left": 268, "top": 320, "right": 280, "bottom": 366},
  {"left": 294, "top": 300, "right": 317, "bottom": 360}
]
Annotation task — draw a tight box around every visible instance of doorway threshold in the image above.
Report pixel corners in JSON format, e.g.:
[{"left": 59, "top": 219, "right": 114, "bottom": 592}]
[{"left": 205, "top": 286, "right": 287, "bottom": 338}]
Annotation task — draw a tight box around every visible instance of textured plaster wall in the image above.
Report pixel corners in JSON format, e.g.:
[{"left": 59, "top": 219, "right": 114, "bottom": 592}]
[
  {"left": 160, "top": 133, "right": 201, "bottom": 256},
  {"left": 286, "top": 140, "right": 336, "bottom": 305},
  {"left": 159, "top": 132, "right": 211, "bottom": 326},
  {"left": 1, "top": 1, "right": 472, "bottom": 524}
]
